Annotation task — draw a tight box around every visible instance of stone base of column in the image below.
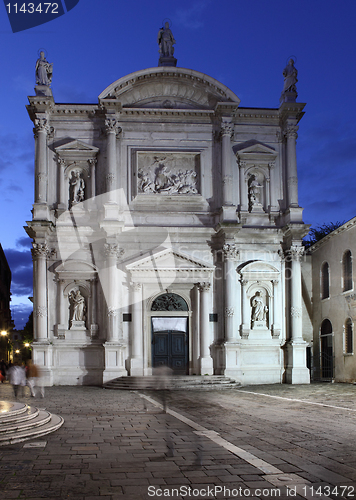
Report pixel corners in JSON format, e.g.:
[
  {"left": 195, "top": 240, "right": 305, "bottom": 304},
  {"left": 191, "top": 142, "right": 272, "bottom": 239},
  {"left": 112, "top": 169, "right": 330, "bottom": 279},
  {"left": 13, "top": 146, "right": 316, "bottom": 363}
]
[
  {"left": 103, "top": 342, "right": 127, "bottom": 383},
  {"left": 129, "top": 357, "right": 144, "bottom": 376},
  {"left": 32, "top": 342, "right": 53, "bottom": 387},
  {"left": 102, "top": 203, "right": 122, "bottom": 221},
  {"left": 285, "top": 341, "right": 310, "bottom": 384},
  {"left": 199, "top": 356, "right": 213, "bottom": 375}
]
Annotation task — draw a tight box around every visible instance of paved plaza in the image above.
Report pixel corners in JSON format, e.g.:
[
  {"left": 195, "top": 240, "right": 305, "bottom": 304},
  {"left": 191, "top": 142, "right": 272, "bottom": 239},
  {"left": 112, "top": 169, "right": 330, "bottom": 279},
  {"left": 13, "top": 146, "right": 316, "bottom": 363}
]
[{"left": 0, "top": 382, "right": 356, "bottom": 499}]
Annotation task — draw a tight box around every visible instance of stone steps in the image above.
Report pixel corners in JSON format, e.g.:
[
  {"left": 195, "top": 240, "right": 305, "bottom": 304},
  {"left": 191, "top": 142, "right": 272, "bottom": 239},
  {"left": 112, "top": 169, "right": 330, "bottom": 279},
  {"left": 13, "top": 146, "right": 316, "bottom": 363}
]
[
  {"left": 104, "top": 375, "right": 239, "bottom": 390},
  {"left": 0, "top": 401, "right": 64, "bottom": 446}
]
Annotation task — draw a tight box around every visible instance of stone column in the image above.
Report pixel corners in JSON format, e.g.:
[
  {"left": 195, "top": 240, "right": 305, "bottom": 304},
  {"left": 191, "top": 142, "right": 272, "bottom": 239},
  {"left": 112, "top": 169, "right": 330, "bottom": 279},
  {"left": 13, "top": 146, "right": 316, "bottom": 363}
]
[
  {"left": 104, "top": 243, "right": 124, "bottom": 342},
  {"left": 105, "top": 117, "right": 120, "bottom": 203},
  {"left": 268, "top": 161, "right": 278, "bottom": 212},
  {"left": 240, "top": 279, "right": 250, "bottom": 338},
  {"left": 89, "top": 158, "right": 96, "bottom": 199},
  {"left": 130, "top": 282, "right": 144, "bottom": 376},
  {"left": 238, "top": 160, "right": 248, "bottom": 211},
  {"left": 193, "top": 284, "right": 200, "bottom": 374},
  {"left": 285, "top": 125, "right": 299, "bottom": 207},
  {"left": 271, "top": 279, "right": 280, "bottom": 338},
  {"left": 32, "top": 243, "right": 50, "bottom": 341},
  {"left": 285, "top": 245, "right": 310, "bottom": 383},
  {"left": 221, "top": 120, "right": 234, "bottom": 206},
  {"left": 58, "top": 158, "right": 67, "bottom": 209},
  {"left": 34, "top": 117, "right": 49, "bottom": 204},
  {"left": 222, "top": 243, "right": 239, "bottom": 342},
  {"left": 90, "top": 278, "right": 99, "bottom": 339},
  {"left": 198, "top": 282, "right": 213, "bottom": 375}
]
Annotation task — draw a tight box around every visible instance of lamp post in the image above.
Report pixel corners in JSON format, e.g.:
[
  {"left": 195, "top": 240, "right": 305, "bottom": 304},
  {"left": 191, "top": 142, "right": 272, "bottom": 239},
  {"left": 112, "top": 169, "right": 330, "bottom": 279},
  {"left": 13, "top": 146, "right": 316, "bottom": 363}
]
[{"left": 1, "top": 331, "right": 8, "bottom": 363}]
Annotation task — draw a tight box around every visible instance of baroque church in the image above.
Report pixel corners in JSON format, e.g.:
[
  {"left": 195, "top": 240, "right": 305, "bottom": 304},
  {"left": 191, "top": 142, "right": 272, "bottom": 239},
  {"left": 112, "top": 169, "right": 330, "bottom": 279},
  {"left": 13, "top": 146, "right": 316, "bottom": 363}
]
[{"left": 26, "top": 28, "right": 310, "bottom": 386}]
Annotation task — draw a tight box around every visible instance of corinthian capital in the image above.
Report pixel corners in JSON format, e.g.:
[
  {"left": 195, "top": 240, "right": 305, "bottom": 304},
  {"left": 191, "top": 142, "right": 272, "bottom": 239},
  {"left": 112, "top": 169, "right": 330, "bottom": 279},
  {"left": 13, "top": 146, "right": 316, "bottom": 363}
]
[
  {"left": 222, "top": 243, "right": 239, "bottom": 260},
  {"left": 198, "top": 282, "right": 211, "bottom": 292},
  {"left": 105, "top": 117, "right": 122, "bottom": 136},
  {"left": 284, "top": 125, "right": 299, "bottom": 140},
  {"left": 220, "top": 120, "right": 234, "bottom": 138},
  {"left": 31, "top": 243, "right": 50, "bottom": 259},
  {"left": 104, "top": 243, "right": 124, "bottom": 259},
  {"left": 286, "top": 245, "right": 305, "bottom": 261}
]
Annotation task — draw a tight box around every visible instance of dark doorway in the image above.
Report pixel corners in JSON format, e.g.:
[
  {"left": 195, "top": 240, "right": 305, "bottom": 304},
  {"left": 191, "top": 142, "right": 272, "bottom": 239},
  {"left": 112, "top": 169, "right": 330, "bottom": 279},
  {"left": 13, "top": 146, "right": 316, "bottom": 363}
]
[
  {"left": 151, "top": 316, "right": 188, "bottom": 374},
  {"left": 320, "top": 319, "right": 333, "bottom": 380}
]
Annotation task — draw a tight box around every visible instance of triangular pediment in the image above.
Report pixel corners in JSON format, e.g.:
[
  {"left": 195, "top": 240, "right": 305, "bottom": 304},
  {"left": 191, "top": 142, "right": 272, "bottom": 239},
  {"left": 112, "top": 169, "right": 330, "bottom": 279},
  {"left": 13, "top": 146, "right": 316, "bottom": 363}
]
[
  {"left": 234, "top": 140, "right": 276, "bottom": 156},
  {"left": 99, "top": 67, "right": 240, "bottom": 110},
  {"left": 55, "top": 140, "right": 99, "bottom": 155},
  {"left": 127, "top": 248, "right": 214, "bottom": 271}
]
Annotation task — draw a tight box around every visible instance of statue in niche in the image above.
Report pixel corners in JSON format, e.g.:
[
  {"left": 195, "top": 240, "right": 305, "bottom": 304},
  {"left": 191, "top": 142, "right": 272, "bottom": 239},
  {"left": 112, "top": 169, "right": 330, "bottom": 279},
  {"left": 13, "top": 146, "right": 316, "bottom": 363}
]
[
  {"left": 157, "top": 21, "right": 176, "bottom": 57},
  {"left": 282, "top": 59, "right": 298, "bottom": 95},
  {"left": 248, "top": 174, "right": 263, "bottom": 211},
  {"left": 35, "top": 51, "right": 53, "bottom": 86},
  {"left": 69, "top": 289, "right": 86, "bottom": 323},
  {"left": 251, "top": 291, "right": 268, "bottom": 325},
  {"left": 70, "top": 170, "right": 85, "bottom": 206}
]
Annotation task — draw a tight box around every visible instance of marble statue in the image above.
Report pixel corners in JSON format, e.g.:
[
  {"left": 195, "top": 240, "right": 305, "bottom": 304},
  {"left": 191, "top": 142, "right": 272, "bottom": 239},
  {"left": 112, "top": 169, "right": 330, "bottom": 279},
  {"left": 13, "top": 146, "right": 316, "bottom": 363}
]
[
  {"left": 35, "top": 51, "right": 53, "bottom": 86},
  {"left": 248, "top": 174, "right": 262, "bottom": 210},
  {"left": 70, "top": 171, "right": 85, "bottom": 205},
  {"left": 251, "top": 291, "right": 268, "bottom": 323},
  {"left": 69, "top": 289, "right": 86, "bottom": 322},
  {"left": 157, "top": 22, "right": 176, "bottom": 57},
  {"left": 282, "top": 59, "right": 298, "bottom": 94}
]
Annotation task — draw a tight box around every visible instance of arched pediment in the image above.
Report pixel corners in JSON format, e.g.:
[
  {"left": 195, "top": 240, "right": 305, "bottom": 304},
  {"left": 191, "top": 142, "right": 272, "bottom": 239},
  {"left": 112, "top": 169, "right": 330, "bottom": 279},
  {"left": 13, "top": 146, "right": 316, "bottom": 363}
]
[
  {"left": 55, "top": 260, "right": 97, "bottom": 280},
  {"left": 99, "top": 67, "right": 240, "bottom": 110}
]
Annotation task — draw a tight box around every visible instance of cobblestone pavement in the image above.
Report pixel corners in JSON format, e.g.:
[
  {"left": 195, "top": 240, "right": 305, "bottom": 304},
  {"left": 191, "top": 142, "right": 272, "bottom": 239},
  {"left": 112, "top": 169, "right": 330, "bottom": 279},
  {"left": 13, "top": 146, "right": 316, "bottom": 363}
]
[{"left": 0, "top": 382, "right": 356, "bottom": 500}]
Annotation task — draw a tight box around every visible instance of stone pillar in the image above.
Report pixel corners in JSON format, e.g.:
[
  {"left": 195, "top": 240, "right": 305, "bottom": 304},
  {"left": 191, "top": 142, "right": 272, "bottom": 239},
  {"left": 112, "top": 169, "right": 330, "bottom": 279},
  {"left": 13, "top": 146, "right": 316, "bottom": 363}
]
[
  {"left": 54, "top": 278, "right": 65, "bottom": 338},
  {"left": 285, "top": 245, "right": 310, "bottom": 384},
  {"left": 58, "top": 158, "right": 67, "bottom": 209},
  {"left": 104, "top": 243, "right": 124, "bottom": 342},
  {"left": 89, "top": 158, "right": 96, "bottom": 199},
  {"left": 198, "top": 282, "right": 213, "bottom": 375},
  {"left": 222, "top": 243, "right": 239, "bottom": 342},
  {"left": 268, "top": 161, "right": 278, "bottom": 212},
  {"left": 192, "top": 284, "right": 200, "bottom": 374},
  {"left": 90, "top": 278, "right": 99, "bottom": 339},
  {"left": 34, "top": 117, "right": 49, "bottom": 204},
  {"left": 285, "top": 125, "right": 299, "bottom": 207},
  {"left": 271, "top": 279, "right": 280, "bottom": 338},
  {"left": 105, "top": 117, "right": 120, "bottom": 203},
  {"left": 32, "top": 243, "right": 50, "bottom": 341},
  {"left": 238, "top": 160, "right": 248, "bottom": 211},
  {"left": 130, "top": 282, "right": 144, "bottom": 376},
  {"left": 221, "top": 120, "right": 234, "bottom": 206}
]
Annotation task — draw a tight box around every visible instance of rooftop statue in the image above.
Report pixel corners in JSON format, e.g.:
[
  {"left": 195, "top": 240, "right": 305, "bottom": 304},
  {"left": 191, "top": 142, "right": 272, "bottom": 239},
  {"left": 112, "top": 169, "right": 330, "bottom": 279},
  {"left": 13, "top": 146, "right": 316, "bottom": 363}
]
[
  {"left": 157, "top": 21, "right": 176, "bottom": 58},
  {"left": 281, "top": 58, "right": 298, "bottom": 98},
  {"left": 35, "top": 51, "right": 53, "bottom": 87}
]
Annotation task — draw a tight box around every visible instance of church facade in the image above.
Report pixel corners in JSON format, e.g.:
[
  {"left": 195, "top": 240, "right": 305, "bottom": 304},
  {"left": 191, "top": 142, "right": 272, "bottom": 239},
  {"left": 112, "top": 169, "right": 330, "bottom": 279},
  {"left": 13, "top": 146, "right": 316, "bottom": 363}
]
[{"left": 26, "top": 42, "right": 310, "bottom": 386}]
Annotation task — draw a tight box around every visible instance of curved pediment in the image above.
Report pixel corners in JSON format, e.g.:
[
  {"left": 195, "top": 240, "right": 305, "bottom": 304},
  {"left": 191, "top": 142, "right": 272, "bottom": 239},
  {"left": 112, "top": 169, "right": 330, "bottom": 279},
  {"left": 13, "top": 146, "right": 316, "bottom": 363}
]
[
  {"left": 238, "top": 260, "right": 280, "bottom": 280},
  {"left": 99, "top": 67, "right": 240, "bottom": 110}
]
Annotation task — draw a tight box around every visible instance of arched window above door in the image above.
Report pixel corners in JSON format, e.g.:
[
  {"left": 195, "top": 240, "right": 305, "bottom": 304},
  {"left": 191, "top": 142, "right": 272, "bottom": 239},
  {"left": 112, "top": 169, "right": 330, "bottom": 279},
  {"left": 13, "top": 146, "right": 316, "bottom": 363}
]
[{"left": 151, "top": 293, "right": 188, "bottom": 311}]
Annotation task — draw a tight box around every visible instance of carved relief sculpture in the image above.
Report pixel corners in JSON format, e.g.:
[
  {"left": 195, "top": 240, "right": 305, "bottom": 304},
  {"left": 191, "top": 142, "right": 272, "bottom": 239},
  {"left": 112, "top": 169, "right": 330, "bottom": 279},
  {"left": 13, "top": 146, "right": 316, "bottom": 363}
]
[
  {"left": 70, "top": 170, "right": 85, "bottom": 206},
  {"left": 69, "top": 289, "right": 86, "bottom": 324},
  {"left": 137, "top": 153, "right": 199, "bottom": 195},
  {"left": 35, "top": 51, "right": 53, "bottom": 86}
]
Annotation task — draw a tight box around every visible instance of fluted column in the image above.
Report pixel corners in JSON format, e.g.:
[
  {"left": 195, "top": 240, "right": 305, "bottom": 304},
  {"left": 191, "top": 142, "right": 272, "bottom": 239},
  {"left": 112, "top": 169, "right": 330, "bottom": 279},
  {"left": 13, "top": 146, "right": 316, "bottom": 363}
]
[
  {"left": 32, "top": 243, "right": 50, "bottom": 341},
  {"left": 221, "top": 120, "right": 234, "bottom": 206},
  {"left": 34, "top": 117, "right": 49, "bottom": 204},
  {"left": 240, "top": 279, "right": 250, "bottom": 338},
  {"left": 222, "top": 243, "right": 239, "bottom": 342},
  {"left": 198, "top": 282, "right": 213, "bottom": 375},
  {"left": 130, "top": 282, "right": 144, "bottom": 375},
  {"left": 104, "top": 243, "right": 124, "bottom": 342},
  {"left": 288, "top": 246, "right": 304, "bottom": 341},
  {"left": 105, "top": 117, "right": 120, "bottom": 203},
  {"left": 285, "top": 125, "right": 299, "bottom": 207}
]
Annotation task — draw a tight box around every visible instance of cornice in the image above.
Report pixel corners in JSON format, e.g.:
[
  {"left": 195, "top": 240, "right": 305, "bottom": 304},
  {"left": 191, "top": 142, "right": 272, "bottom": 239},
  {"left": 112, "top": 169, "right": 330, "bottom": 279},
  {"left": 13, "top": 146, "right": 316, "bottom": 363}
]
[{"left": 308, "top": 216, "right": 356, "bottom": 253}]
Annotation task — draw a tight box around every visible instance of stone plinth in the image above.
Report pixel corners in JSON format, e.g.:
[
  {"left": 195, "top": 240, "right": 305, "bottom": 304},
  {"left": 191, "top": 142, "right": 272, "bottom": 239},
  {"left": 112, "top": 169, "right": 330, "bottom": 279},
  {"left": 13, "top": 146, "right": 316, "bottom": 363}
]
[{"left": 158, "top": 56, "right": 177, "bottom": 67}]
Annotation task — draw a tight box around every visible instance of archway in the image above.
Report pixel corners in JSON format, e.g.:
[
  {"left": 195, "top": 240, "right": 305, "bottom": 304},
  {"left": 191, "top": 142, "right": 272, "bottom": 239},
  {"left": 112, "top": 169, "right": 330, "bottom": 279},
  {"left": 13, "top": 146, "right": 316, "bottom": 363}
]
[
  {"left": 320, "top": 319, "right": 333, "bottom": 380},
  {"left": 151, "top": 293, "right": 189, "bottom": 374}
]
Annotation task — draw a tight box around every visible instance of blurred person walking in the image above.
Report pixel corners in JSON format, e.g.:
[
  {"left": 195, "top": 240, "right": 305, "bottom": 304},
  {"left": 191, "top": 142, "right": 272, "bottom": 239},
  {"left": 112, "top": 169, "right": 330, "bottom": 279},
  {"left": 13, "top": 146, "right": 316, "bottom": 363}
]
[
  {"left": 27, "top": 360, "right": 44, "bottom": 398},
  {"left": 8, "top": 362, "right": 26, "bottom": 398}
]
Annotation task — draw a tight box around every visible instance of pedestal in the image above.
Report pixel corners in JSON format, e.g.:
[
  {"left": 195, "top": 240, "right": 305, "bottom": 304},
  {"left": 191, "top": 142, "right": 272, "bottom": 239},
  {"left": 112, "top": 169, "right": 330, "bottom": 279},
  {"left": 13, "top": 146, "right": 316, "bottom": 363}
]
[
  {"left": 103, "top": 342, "right": 127, "bottom": 383},
  {"left": 285, "top": 341, "right": 310, "bottom": 384},
  {"left": 31, "top": 341, "right": 53, "bottom": 386},
  {"left": 158, "top": 56, "right": 177, "bottom": 67}
]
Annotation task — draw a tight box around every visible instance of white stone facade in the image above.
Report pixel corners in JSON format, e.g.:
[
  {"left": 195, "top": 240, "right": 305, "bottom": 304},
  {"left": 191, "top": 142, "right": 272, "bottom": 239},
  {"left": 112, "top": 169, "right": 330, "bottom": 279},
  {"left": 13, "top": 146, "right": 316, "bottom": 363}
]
[{"left": 26, "top": 66, "right": 310, "bottom": 386}]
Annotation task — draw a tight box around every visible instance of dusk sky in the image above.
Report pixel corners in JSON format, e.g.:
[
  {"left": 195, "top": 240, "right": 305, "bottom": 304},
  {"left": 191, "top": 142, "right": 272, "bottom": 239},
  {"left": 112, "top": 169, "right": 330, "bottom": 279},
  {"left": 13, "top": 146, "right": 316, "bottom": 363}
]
[{"left": 0, "top": 0, "right": 355, "bottom": 329}]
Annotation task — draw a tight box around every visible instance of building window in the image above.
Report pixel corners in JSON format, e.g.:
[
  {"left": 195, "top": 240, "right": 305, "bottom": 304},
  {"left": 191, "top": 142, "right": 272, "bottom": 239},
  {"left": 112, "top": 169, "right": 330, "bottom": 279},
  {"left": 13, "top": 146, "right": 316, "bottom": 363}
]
[
  {"left": 321, "top": 262, "right": 330, "bottom": 299},
  {"left": 345, "top": 318, "right": 353, "bottom": 354},
  {"left": 342, "top": 250, "right": 352, "bottom": 292}
]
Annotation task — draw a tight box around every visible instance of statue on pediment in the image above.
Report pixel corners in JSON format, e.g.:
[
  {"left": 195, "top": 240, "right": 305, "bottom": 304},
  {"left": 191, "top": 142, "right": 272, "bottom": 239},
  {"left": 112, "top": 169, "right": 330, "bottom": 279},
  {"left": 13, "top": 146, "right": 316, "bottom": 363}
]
[
  {"left": 35, "top": 51, "right": 53, "bottom": 86},
  {"left": 157, "top": 21, "right": 176, "bottom": 57}
]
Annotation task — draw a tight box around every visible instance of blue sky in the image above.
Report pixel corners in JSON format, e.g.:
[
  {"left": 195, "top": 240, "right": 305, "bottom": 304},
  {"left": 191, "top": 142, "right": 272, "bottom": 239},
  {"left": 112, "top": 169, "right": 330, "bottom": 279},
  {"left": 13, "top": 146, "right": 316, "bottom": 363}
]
[{"left": 0, "top": 0, "right": 355, "bottom": 328}]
